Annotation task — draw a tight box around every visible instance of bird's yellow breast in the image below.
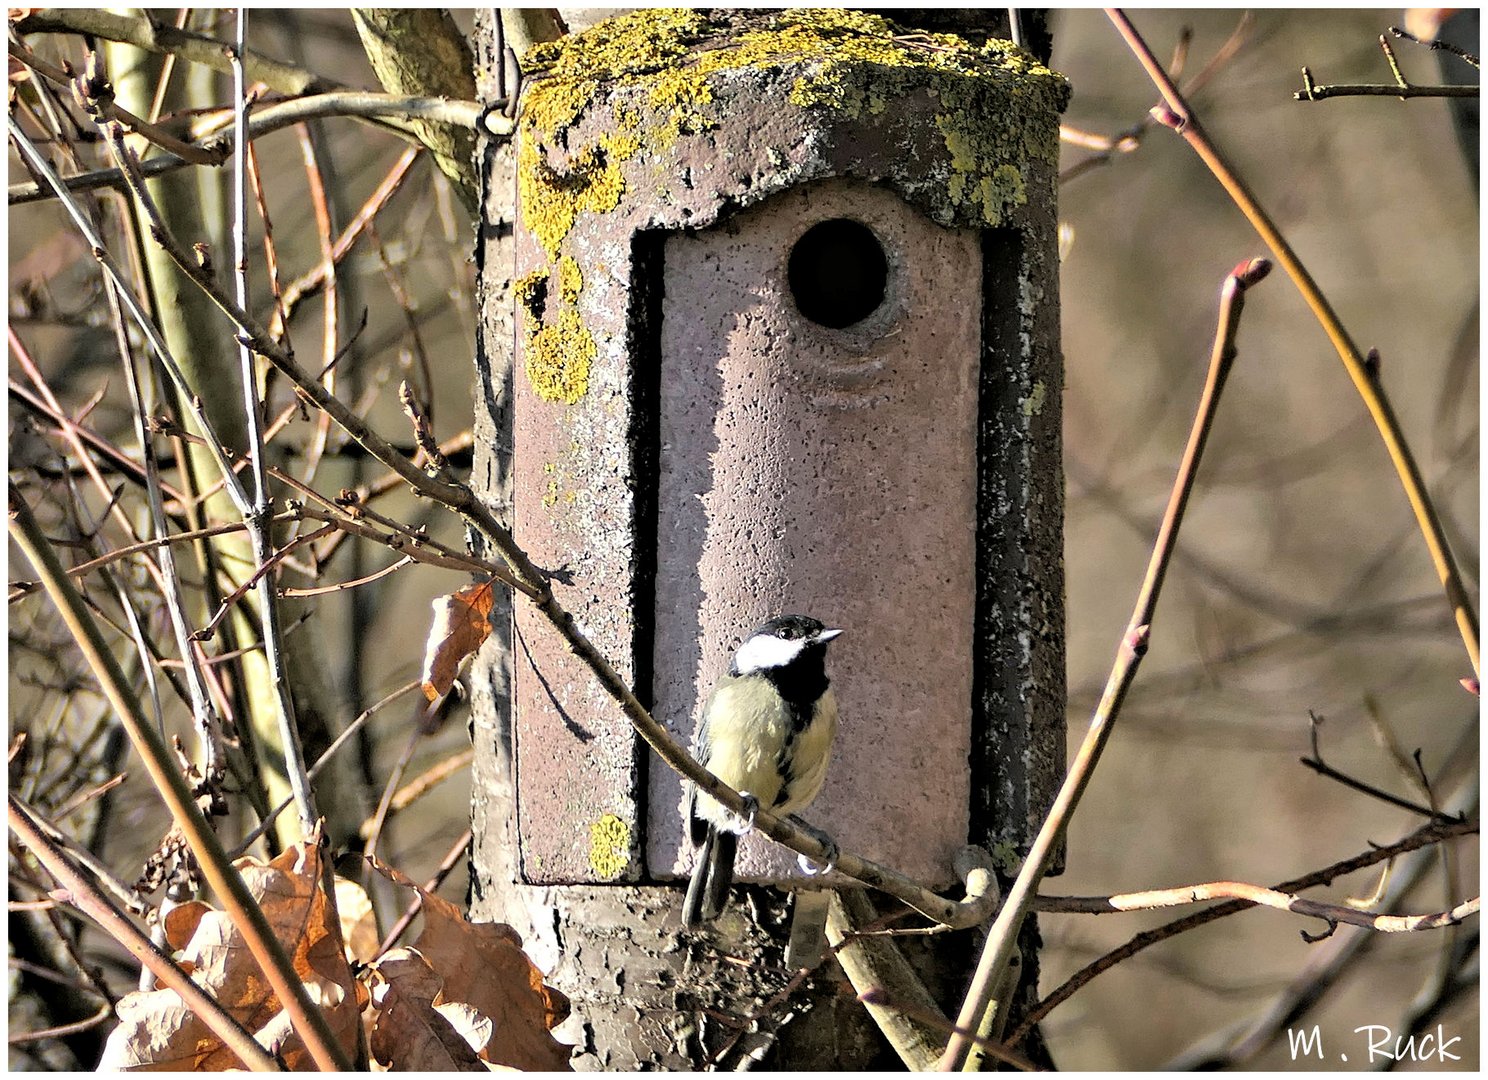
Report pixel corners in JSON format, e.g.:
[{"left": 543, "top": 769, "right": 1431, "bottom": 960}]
[{"left": 695, "top": 677, "right": 838, "bottom": 831}]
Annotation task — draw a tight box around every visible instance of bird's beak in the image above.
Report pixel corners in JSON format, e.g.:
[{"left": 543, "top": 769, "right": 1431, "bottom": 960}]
[{"left": 816, "top": 628, "right": 844, "bottom": 643}]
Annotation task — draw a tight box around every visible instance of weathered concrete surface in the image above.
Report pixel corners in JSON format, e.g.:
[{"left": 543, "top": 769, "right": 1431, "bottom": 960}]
[
  {"left": 506, "top": 8, "right": 1067, "bottom": 888},
  {"left": 646, "top": 179, "right": 981, "bottom": 887}
]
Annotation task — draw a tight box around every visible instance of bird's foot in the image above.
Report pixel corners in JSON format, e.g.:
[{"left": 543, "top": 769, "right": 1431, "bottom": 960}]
[
  {"left": 736, "top": 792, "right": 760, "bottom": 833},
  {"left": 790, "top": 817, "right": 839, "bottom": 876}
]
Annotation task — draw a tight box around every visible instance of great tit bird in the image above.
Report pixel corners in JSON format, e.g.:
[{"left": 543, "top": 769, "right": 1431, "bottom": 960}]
[{"left": 682, "top": 614, "right": 843, "bottom": 928}]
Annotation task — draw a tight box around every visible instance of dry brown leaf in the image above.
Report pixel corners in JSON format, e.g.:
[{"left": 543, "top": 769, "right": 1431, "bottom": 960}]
[
  {"left": 366, "top": 949, "right": 486, "bottom": 1071},
  {"left": 335, "top": 876, "right": 381, "bottom": 965},
  {"left": 421, "top": 580, "right": 496, "bottom": 701},
  {"left": 97, "top": 833, "right": 361, "bottom": 1071},
  {"left": 371, "top": 858, "right": 572, "bottom": 1070},
  {"left": 98, "top": 992, "right": 220, "bottom": 1070}
]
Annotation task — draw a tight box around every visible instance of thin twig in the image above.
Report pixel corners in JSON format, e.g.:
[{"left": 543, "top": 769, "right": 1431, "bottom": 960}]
[
  {"left": 1301, "top": 711, "right": 1461, "bottom": 822},
  {"left": 105, "top": 242, "right": 230, "bottom": 783},
  {"left": 1107, "top": 8, "right": 1479, "bottom": 679},
  {"left": 1161, "top": 788, "right": 1477, "bottom": 1068},
  {"left": 269, "top": 144, "right": 421, "bottom": 340},
  {"left": 11, "top": 794, "right": 149, "bottom": 918},
  {"left": 939, "top": 258, "right": 1272, "bottom": 1070},
  {"left": 1295, "top": 33, "right": 1480, "bottom": 101},
  {"left": 280, "top": 554, "right": 412, "bottom": 598},
  {"left": 1013, "top": 816, "right": 1478, "bottom": 1045},
  {"left": 8, "top": 121, "right": 252, "bottom": 517},
  {"left": 194, "top": 525, "right": 336, "bottom": 641},
  {"left": 7, "top": 1005, "right": 113, "bottom": 1046},
  {"left": 292, "top": 122, "right": 339, "bottom": 489},
  {"left": 9, "top": 92, "right": 496, "bottom": 206},
  {"left": 14, "top": 7, "right": 334, "bottom": 94},
  {"left": 230, "top": 679, "right": 423, "bottom": 858},
  {"left": 7, "top": 372, "right": 188, "bottom": 504},
  {"left": 1034, "top": 880, "right": 1478, "bottom": 936},
  {"left": 5, "top": 509, "right": 348, "bottom": 1069},
  {"left": 359, "top": 748, "right": 473, "bottom": 841},
  {"left": 1390, "top": 25, "right": 1480, "bottom": 68},
  {"left": 9, "top": 798, "right": 275, "bottom": 1068},
  {"left": 243, "top": 141, "right": 291, "bottom": 358},
  {"left": 1061, "top": 14, "right": 1251, "bottom": 184},
  {"left": 6, "top": 39, "right": 218, "bottom": 163},
  {"left": 373, "top": 826, "right": 471, "bottom": 958},
  {"left": 228, "top": 10, "right": 316, "bottom": 836}
]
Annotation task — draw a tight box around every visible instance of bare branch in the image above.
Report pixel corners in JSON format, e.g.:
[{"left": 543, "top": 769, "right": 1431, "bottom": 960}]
[
  {"left": 940, "top": 258, "right": 1273, "bottom": 1071},
  {"left": 1107, "top": 7, "right": 1480, "bottom": 679},
  {"left": 1296, "top": 33, "right": 1480, "bottom": 101},
  {"left": 1015, "top": 817, "right": 1479, "bottom": 1045}
]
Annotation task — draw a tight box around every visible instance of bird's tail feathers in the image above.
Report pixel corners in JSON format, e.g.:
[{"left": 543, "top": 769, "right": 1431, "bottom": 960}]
[{"left": 681, "top": 827, "right": 736, "bottom": 927}]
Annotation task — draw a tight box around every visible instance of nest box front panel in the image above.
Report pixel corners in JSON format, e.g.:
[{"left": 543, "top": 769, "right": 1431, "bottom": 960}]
[{"left": 646, "top": 179, "right": 981, "bottom": 888}]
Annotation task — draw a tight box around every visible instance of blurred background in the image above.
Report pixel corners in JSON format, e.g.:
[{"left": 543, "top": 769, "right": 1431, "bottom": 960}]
[
  {"left": 8, "top": 8, "right": 1478, "bottom": 1070},
  {"left": 1052, "top": 8, "right": 1478, "bottom": 1070}
]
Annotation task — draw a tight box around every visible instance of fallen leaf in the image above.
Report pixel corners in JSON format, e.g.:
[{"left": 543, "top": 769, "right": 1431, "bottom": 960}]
[
  {"left": 371, "top": 858, "right": 572, "bottom": 1070},
  {"left": 97, "top": 829, "right": 361, "bottom": 1070},
  {"left": 367, "top": 950, "right": 486, "bottom": 1071},
  {"left": 421, "top": 581, "right": 496, "bottom": 702}
]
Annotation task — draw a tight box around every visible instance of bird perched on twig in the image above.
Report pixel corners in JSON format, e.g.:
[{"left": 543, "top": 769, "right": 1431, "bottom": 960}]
[{"left": 682, "top": 614, "right": 843, "bottom": 927}]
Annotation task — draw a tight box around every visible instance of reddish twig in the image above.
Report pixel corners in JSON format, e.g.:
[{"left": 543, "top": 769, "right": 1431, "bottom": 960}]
[
  {"left": 939, "top": 258, "right": 1273, "bottom": 1070},
  {"left": 1106, "top": 8, "right": 1479, "bottom": 680},
  {"left": 1061, "top": 14, "right": 1252, "bottom": 184},
  {"left": 294, "top": 122, "right": 339, "bottom": 489},
  {"left": 271, "top": 145, "right": 422, "bottom": 339},
  {"left": 373, "top": 826, "right": 472, "bottom": 957}
]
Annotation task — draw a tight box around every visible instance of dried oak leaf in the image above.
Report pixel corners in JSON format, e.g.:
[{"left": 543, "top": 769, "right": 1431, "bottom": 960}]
[
  {"left": 97, "top": 834, "right": 361, "bottom": 1071},
  {"left": 371, "top": 858, "right": 572, "bottom": 1070},
  {"left": 421, "top": 580, "right": 496, "bottom": 702},
  {"left": 335, "top": 876, "right": 381, "bottom": 966},
  {"left": 366, "top": 949, "right": 487, "bottom": 1071}
]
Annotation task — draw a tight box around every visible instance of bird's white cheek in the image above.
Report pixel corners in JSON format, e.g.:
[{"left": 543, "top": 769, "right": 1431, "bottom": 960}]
[{"left": 733, "top": 633, "right": 806, "bottom": 674}]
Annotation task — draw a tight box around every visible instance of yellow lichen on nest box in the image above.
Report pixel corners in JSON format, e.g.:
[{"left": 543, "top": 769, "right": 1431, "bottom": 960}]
[
  {"left": 515, "top": 259, "right": 593, "bottom": 405},
  {"left": 526, "top": 306, "right": 595, "bottom": 405},
  {"left": 556, "top": 254, "right": 583, "bottom": 302},
  {"left": 516, "top": 8, "right": 1069, "bottom": 256},
  {"left": 588, "top": 813, "right": 630, "bottom": 880},
  {"left": 514, "top": 10, "right": 1067, "bottom": 403}
]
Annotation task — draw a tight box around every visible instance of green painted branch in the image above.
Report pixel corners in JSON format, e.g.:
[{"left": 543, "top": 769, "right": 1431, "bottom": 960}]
[{"left": 9, "top": 487, "right": 351, "bottom": 1072}]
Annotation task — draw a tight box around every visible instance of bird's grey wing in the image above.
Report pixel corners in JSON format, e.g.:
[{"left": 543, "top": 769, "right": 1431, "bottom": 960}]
[{"left": 686, "top": 678, "right": 724, "bottom": 847}]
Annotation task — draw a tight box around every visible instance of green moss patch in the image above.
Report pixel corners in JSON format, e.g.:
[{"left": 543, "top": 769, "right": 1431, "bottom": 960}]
[
  {"left": 519, "top": 8, "right": 1068, "bottom": 254},
  {"left": 514, "top": 9, "right": 1068, "bottom": 404}
]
